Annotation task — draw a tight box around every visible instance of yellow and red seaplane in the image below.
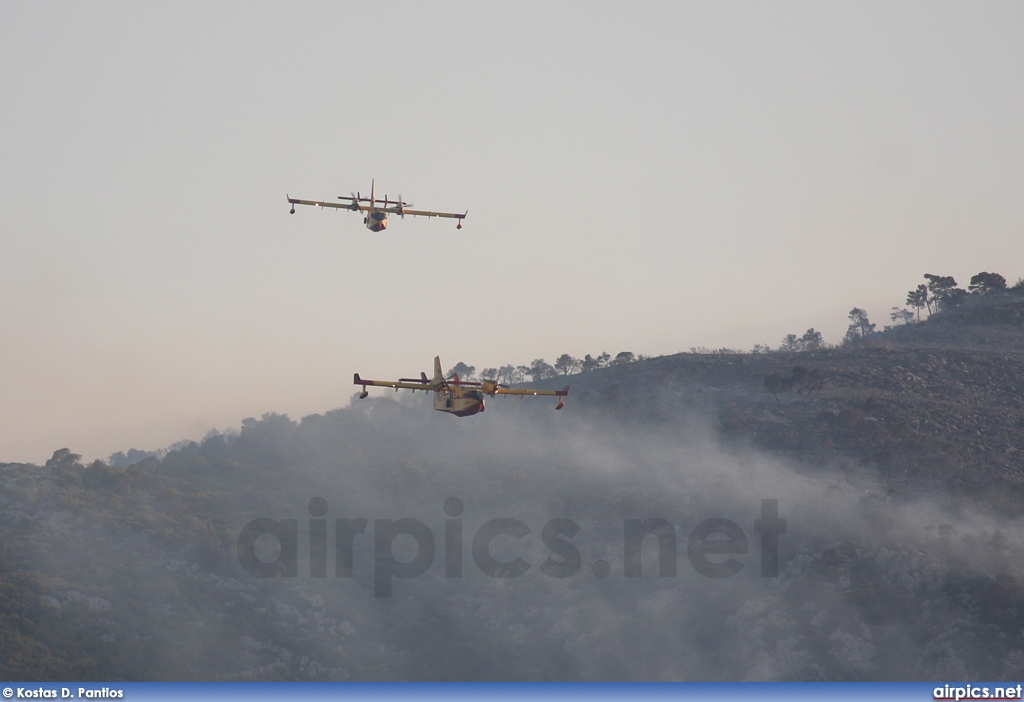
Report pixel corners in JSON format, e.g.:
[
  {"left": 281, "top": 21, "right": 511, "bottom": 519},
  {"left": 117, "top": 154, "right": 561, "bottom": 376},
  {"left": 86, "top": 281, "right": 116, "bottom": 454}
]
[{"left": 354, "top": 357, "right": 568, "bottom": 416}]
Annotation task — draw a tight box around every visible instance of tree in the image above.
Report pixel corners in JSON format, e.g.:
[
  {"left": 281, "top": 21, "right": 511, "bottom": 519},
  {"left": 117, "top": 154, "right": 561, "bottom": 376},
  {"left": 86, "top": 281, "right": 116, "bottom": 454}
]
[
  {"left": 844, "top": 308, "right": 876, "bottom": 344},
  {"left": 779, "top": 334, "right": 801, "bottom": 352},
  {"left": 446, "top": 362, "right": 476, "bottom": 381},
  {"left": 906, "top": 284, "right": 929, "bottom": 321},
  {"left": 801, "top": 328, "right": 824, "bottom": 350},
  {"left": 611, "top": 351, "right": 635, "bottom": 365},
  {"left": 45, "top": 448, "right": 82, "bottom": 470},
  {"left": 554, "top": 354, "right": 581, "bottom": 376},
  {"left": 108, "top": 447, "right": 158, "bottom": 467},
  {"left": 515, "top": 365, "right": 530, "bottom": 384},
  {"left": 968, "top": 271, "right": 1007, "bottom": 295},
  {"left": 765, "top": 366, "right": 826, "bottom": 404},
  {"left": 480, "top": 368, "right": 498, "bottom": 381},
  {"left": 945, "top": 288, "right": 968, "bottom": 310},
  {"left": 924, "top": 274, "right": 966, "bottom": 313},
  {"left": 764, "top": 373, "right": 787, "bottom": 404},
  {"left": 750, "top": 343, "right": 772, "bottom": 354},
  {"left": 889, "top": 307, "right": 915, "bottom": 326},
  {"left": 527, "top": 358, "right": 555, "bottom": 381},
  {"left": 497, "top": 365, "right": 518, "bottom": 385}
]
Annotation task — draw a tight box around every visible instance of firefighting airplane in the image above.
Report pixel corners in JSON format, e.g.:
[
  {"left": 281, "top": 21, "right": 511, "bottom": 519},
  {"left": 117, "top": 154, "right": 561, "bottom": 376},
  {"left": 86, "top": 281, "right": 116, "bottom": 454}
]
[
  {"left": 287, "top": 180, "right": 467, "bottom": 232},
  {"left": 354, "top": 357, "right": 568, "bottom": 417}
]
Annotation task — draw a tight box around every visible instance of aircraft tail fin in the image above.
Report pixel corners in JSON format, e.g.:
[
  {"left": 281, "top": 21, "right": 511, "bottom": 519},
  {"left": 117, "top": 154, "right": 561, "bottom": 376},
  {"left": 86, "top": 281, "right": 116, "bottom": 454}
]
[{"left": 433, "top": 356, "right": 443, "bottom": 384}]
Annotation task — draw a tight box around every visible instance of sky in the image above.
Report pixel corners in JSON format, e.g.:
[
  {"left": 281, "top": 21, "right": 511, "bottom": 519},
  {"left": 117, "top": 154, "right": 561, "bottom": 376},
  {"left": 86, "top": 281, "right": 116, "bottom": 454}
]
[{"left": 2, "top": 1, "right": 1023, "bottom": 463}]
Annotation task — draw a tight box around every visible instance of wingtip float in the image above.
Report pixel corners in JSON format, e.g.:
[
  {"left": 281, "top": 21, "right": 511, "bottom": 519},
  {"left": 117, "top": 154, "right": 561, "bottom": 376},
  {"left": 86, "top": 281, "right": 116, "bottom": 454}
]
[{"left": 354, "top": 357, "right": 568, "bottom": 417}]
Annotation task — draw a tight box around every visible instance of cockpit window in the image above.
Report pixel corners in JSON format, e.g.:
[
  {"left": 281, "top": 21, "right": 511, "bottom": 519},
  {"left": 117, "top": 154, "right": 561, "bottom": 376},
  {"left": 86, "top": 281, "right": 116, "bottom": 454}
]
[{"left": 372, "top": 212, "right": 386, "bottom": 221}]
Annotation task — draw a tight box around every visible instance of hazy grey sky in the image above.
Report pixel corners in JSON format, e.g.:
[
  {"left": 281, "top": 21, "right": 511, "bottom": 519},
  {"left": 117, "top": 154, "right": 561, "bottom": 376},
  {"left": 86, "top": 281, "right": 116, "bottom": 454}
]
[{"left": 2, "top": 1, "right": 1023, "bottom": 463}]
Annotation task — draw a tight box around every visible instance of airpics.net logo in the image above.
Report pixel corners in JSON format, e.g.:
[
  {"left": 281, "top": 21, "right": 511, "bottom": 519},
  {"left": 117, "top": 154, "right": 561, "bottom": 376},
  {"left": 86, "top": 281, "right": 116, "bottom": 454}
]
[
  {"left": 934, "top": 684, "right": 1023, "bottom": 700},
  {"left": 235, "top": 497, "right": 786, "bottom": 597}
]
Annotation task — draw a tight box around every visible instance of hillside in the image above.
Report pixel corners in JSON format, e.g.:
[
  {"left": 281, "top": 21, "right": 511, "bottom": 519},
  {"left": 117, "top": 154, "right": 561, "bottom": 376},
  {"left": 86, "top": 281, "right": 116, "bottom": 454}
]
[
  {"left": 569, "top": 344, "right": 1024, "bottom": 511},
  {"left": 3, "top": 295, "right": 1024, "bottom": 681}
]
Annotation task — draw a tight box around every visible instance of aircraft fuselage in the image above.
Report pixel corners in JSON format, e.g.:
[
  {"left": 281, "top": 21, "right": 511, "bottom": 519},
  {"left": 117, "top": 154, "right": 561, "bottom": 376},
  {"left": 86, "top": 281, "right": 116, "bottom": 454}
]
[
  {"left": 363, "top": 180, "right": 388, "bottom": 231},
  {"left": 434, "top": 388, "right": 485, "bottom": 416},
  {"left": 364, "top": 210, "right": 388, "bottom": 232}
]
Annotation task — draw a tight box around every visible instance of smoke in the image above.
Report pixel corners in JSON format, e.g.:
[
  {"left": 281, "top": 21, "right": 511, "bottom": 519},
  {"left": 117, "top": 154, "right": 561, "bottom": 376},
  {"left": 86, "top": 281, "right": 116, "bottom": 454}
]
[
  {"left": 220, "top": 394, "right": 1024, "bottom": 680},
  {"left": 5, "top": 390, "right": 1024, "bottom": 680}
]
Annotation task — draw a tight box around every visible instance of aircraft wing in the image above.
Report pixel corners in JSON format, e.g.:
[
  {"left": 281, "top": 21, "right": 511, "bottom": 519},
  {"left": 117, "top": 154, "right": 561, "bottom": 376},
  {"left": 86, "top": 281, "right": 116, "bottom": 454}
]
[
  {"left": 389, "top": 207, "right": 467, "bottom": 220},
  {"left": 353, "top": 373, "right": 433, "bottom": 392},
  {"left": 492, "top": 385, "right": 569, "bottom": 398},
  {"left": 488, "top": 383, "right": 569, "bottom": 409},
  {"left": 288, "top": 196, "right": 370, "bottom": 212}
]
